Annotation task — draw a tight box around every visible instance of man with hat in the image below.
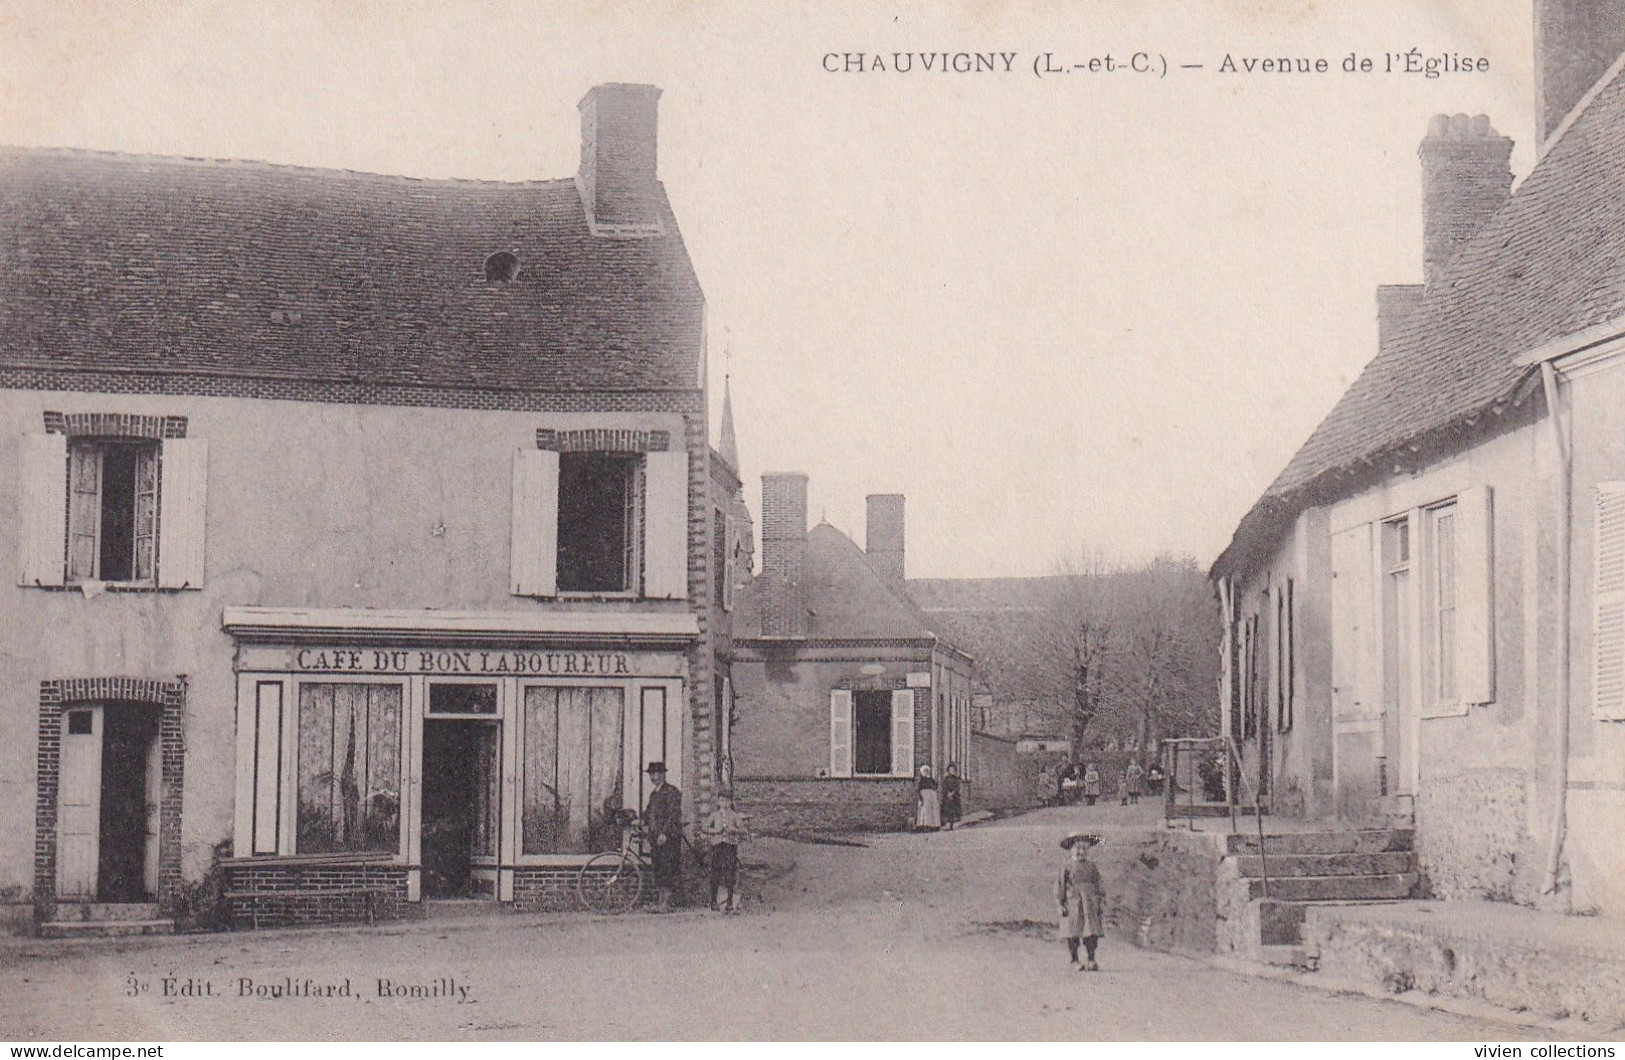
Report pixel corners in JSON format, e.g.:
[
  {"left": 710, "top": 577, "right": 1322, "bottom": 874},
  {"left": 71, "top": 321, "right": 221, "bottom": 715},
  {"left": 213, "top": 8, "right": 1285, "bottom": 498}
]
[
  {"left": 643, "top": 761, "right": 684, "bottom": 912},
  {"left": 1056, "top": 832, "right": 1107, "bottom": 970}
]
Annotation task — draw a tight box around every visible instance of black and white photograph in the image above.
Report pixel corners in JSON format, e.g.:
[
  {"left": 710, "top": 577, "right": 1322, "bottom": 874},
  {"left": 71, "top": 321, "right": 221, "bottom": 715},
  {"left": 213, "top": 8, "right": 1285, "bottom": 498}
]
[{"left": 1, "top": 0, "right": 1624, "bottom": 1045}]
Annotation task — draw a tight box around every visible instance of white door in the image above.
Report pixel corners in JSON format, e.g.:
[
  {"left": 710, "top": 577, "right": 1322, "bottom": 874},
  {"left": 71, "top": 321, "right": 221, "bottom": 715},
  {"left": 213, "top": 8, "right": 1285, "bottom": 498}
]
[
  {"left": 143, "top": 734, "right": 161, "bottom": 896},
  {"left": 57, "top": 707, "right": 103, "bottom": 898}
]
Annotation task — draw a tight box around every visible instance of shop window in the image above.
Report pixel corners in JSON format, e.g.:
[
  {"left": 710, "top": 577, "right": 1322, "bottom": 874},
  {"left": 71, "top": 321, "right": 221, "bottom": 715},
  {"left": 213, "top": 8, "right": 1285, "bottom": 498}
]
[
  {"left": 557, "top": 453, "right": 641, "bottom": 593},
  {"left": 428, "top": 683, "right": 498, "bottom": 715},
  {"left": 521, "top": 686, "right": 627, "bottom": 854},
  {"left": 296, "top": 683, "right": 402, "bottom": 854}
]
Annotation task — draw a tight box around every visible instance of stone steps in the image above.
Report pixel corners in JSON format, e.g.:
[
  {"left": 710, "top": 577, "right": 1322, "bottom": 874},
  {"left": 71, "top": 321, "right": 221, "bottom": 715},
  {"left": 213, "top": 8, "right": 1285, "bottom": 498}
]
[
  {"left": 1240, "top": 872, "right": 1418, "bottom": 903},
  {"left": 1258, "top": 943, "right": 1316, "bottom": 970},
  {"left": 1226, "top": 828, "right": 1414, "bottom": 856},
  {"left": 1231, "top": 852, "right": 1415, "bottom": 878},
  {"left": 50, "top": 902, "right": 160, "bottom": 922},
  {"left": 40, "top": 919, "right": 174, "bottom": 938}
]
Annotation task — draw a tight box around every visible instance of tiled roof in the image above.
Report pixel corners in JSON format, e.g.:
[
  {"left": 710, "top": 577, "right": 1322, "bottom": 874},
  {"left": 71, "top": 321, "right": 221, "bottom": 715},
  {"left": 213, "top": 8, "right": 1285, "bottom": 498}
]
[
  {"left": 0, "top": 147, "right": 703, "bottom": 392},
  {"left": 737, "top": 523, "right": 964, "bottom": 647},
  {"left": 1214, "top": 66, "right": 1625, "bottom": 577}
]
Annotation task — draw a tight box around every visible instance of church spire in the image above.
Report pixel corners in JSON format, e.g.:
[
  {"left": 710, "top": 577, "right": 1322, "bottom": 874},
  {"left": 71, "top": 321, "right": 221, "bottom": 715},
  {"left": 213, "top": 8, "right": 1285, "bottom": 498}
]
[{"left": 718, "top": 373, "right": 740, "bottom": 473}]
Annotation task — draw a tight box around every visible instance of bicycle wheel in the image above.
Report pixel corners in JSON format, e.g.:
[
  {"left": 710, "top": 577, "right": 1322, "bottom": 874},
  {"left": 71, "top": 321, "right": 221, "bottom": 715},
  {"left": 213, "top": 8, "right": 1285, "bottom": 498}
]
[{"left": 577, "top": 851, "right": 644, "bottom": 914}]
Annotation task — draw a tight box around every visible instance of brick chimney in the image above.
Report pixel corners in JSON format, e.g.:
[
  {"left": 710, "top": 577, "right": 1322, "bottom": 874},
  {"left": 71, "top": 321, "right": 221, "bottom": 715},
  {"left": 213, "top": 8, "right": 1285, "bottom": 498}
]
[
  {"left": 1536, "top": 0, "right": 1625, "bottom": 145},
  {"left": 1377, "top": 284, "right": 1424, "bottom": 356},
  {"left": 1419, "top": 114, "right": 1513, "bottom": 287},
  {"left": 577, "top": 83, "right": 664, "bottom": 235},
  {"left": 866, "top": 494, "right": 905, "bottom": 585},
  {"left": 760, "top": 473, "right": 809, "bottom": 638}
]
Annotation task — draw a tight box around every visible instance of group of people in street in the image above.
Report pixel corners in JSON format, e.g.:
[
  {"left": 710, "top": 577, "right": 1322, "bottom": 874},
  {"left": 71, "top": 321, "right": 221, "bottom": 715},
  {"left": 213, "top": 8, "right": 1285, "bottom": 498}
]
[
  {"left": 640, "top": 760, "right": 751, "bottom": 914},
  {"left": 913, "top": 762, "right": 963, "bottom": 831},
  {"left": 1040, "top": 759, "right": 1163, "bottom": 808}
]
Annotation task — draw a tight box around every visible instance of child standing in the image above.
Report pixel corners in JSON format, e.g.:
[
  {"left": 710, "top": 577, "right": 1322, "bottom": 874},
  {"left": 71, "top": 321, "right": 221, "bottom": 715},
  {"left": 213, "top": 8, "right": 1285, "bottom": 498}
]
[
  {"left": 701, "top": 789, "right": 750, "bottom": 912},
  {"left": 1056, "top": 832, "right": 1107, "bottom": 970}
]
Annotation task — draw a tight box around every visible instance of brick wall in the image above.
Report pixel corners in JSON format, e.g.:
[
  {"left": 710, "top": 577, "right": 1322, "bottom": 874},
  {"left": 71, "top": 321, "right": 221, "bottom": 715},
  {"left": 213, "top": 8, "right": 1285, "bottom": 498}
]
[
  {"left": 734, "top": 777, "right": 915, "bottom": 835},
  {"left": 34, "top": 677, "right": 186, "bottom": 923},
  {"left": 511, "top": 864, "right": 652, "bottom": 912},
  {"left": 759, "top": 473, "right": 808, "bottom": 638},
  {"left": 223, "top": 863, "right": 411, "bottom": 927}
]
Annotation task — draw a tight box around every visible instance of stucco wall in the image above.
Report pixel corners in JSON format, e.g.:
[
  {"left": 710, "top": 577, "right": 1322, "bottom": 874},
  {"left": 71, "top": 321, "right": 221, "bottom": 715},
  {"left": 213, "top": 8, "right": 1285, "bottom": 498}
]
[
  {"left": 0, "top": 386, "right": 708, "bottom": 898},
  {"left": 1556, "top": 359, "right": 1625, "bottom": 916},
  {"left": 1318, "top": 419, "right": 1559, "bottom": 907}
]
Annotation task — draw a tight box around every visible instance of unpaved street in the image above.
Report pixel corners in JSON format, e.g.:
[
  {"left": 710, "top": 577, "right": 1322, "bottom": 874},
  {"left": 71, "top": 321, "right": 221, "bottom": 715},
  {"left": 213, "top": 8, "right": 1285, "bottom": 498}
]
[{"left": 2, "top": 805, "right": 1542, "bottom": 1040}]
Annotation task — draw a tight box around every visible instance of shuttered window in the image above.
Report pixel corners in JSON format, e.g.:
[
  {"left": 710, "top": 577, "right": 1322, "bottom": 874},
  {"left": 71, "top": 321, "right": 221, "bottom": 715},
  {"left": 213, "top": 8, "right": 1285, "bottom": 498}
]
[
  {"left": 1593, "top": 482, "right": 1625, "bottom": 720},
  {"left": 17, "top": 432, "right": 205, "bottom": 590},
  {"left": 510, "top": 445, "right": 688, "bottom": 600}
]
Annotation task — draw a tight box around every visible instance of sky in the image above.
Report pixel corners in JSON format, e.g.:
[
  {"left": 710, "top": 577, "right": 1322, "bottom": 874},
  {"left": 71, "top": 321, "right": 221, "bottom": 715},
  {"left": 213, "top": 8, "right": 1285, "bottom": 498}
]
[{"left": 0, "top": 1, "right": 1541, "bottom": 577}]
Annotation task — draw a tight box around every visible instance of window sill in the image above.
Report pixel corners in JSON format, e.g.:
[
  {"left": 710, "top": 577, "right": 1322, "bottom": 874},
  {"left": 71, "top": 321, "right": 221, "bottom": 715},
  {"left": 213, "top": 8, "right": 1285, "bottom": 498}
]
[
  {"left": 69, "top": 579, "right": 158, "bottom": 591},
  {"left": 1421, "top": 702, "right": 1473, "bottom": 719}
]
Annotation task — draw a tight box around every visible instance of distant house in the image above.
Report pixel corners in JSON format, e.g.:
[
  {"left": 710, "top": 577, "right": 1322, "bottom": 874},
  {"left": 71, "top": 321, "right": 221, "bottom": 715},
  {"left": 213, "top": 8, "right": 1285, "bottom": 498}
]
[
  {"left": 730, "top": 483, "right": 975, "bottom": 833},
  {"left": 1211, "top": 0, "right": 1625, "bottom": 918}
]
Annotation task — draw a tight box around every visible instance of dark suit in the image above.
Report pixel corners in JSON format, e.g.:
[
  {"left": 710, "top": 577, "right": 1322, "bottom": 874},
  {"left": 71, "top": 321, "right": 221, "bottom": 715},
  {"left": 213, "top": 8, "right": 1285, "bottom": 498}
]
[{"left": 644, "top": 782, "right": 683, "bottom": 893}]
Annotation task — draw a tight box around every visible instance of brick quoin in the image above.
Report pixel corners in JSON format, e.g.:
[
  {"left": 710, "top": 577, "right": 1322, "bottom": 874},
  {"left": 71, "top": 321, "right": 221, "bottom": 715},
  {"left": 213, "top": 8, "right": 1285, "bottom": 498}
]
[{"left": 34, "top": 677, "right": 186, "bottom": 923}]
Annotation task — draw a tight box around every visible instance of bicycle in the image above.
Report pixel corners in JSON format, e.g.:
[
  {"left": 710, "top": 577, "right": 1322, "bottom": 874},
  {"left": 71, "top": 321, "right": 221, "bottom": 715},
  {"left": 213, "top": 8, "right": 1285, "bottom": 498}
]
[{"left": 576, "top": 808, "right": 649, "bottom": 914}]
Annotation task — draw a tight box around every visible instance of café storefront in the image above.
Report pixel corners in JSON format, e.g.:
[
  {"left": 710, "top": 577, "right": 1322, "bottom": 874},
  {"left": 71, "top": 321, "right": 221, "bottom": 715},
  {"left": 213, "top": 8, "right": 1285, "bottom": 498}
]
[{"left": 221, "top": 607, "right": 697, "bottom": 919}]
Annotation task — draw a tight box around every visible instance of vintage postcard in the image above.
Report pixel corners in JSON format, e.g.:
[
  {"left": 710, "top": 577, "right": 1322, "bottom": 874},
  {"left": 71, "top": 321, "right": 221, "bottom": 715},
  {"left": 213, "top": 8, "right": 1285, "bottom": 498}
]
[{"left": 1, "top": 0, "right": 1622, "bottom": 1045}]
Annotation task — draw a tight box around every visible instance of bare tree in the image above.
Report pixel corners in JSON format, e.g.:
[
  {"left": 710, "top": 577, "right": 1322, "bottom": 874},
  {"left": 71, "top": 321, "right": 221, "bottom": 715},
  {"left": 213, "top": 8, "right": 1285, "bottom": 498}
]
[
  {"left": 1027, "top": 552, "right": 1218, "bottom": 760},
  {"left": 1026, "top": 551, "right": 1125, "bottom": 753}
]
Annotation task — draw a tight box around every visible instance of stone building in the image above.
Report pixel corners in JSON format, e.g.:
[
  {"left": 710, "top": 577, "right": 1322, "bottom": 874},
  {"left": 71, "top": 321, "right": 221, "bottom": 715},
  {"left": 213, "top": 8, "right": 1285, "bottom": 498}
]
[
  {"left": 730, "top": 481, "right": 975, "bottom": 833},
  {"left": 1211, "top": 0, "right": 1625, "bottom": 917},
  {"left": 2, "top": 82, "right": 730, "bottom": 931}
]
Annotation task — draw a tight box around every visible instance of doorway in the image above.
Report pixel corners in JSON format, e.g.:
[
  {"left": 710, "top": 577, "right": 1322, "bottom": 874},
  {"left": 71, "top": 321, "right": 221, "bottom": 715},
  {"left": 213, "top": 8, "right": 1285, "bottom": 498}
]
[
  {"left": 57, "top": 703, "right": 161, "bottom": 902},
  {"left": 420, "top": 719, "right": 501, "bottom": 899}
]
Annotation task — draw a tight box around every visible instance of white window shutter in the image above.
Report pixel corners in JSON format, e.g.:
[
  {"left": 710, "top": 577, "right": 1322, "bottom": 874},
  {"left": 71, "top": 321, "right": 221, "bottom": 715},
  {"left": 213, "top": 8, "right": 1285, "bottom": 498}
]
[
  {"left": 1456, "top": 486, "right": 1496, "bottom": 705},
  {"left": 1330, "top": 524, "right": 1372, "bottom": 716},
  {"left": 829, "top": 690, "right": 853, "bottom": 777},
  {"left": 1593, "top": 483, "right": 1625, "bottom": 720},
  {"left": 157, "top": 438, "right": 208, "bottom": 589},
  {"left": 891, "top": 689, "right": 915, "bottom": 776},
  {"left": 511, "top": 449, "right": 559, "bottom": 597},
  {"left": 642, "top": 451, "right": 689, "bottom": 600},
  {"left": 17, "top": 433, "right": 67, "bottom": 587}
]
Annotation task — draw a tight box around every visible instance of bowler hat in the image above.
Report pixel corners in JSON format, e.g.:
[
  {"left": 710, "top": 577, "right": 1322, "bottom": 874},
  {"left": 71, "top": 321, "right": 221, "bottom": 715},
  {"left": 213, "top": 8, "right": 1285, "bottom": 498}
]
[
  {"left": 646, "top": 761, "right": 667, "bottom": 775},
  {"left": 1060, "top": 832, "right": 1102, "bottom": 850}
]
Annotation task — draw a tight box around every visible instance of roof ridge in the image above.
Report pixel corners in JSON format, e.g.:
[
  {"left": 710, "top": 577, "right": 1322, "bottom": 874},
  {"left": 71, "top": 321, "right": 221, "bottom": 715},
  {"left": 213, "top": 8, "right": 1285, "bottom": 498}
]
[{"left": 0, "top": 143, "right": 569, "bottom": 188}]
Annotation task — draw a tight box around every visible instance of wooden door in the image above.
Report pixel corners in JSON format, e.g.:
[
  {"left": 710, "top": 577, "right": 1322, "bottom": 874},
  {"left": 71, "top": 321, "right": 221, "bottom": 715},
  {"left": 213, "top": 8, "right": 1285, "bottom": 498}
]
[{"left": 57, "top": 707, "right": 103, "bottom": 898}]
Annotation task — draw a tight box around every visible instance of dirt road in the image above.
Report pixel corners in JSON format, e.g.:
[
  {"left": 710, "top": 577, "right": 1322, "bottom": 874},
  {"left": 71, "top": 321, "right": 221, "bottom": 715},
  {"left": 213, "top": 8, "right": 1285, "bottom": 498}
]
[{"left": 0, "top": 804, "right": 1544, "bottom": 1040}]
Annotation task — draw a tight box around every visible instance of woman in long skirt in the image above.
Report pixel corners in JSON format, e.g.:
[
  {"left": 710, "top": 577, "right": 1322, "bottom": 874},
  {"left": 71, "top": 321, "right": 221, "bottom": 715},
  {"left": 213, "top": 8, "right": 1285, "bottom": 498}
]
[
  {"left": 1057, "top": 832, "right": 1107, "bottom": 970},
  {"left": 915, "top": 765, "right": 942, "bottom": 831}
]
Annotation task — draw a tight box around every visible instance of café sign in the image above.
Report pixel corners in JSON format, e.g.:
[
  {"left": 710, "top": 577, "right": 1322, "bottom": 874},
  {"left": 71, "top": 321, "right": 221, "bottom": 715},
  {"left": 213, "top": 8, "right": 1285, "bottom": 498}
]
[{"left": 237, "top": 644, "right": 682, "bottom": 678}]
